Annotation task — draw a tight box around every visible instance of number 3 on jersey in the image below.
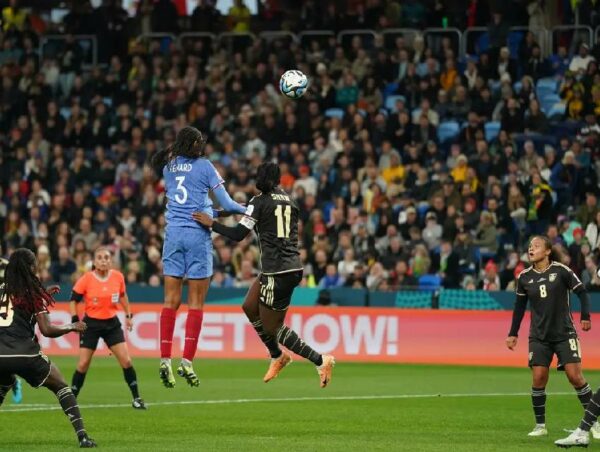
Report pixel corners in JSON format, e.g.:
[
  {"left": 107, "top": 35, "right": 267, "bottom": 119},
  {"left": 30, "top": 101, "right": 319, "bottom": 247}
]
[
  {"left": 175, "top": 176, "right": 188, "bottom": 204},
  {"left": 0, "top": 297, "right": 14, "bottom": 327},
  {"left": 539, "top": 284, "right": 547, "bottom": 298},
  {"left": 274, "top": 205, "right": 291, "bottom": 238}
]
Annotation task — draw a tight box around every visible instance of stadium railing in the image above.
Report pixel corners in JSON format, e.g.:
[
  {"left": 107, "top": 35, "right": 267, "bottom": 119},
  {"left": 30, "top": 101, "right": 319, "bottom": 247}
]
[
  {"left": 48, "top": 285, "right": 600, "bottom": 312},
  {"left": 39, "top": 34, "right": 98, "bottom": 69}
]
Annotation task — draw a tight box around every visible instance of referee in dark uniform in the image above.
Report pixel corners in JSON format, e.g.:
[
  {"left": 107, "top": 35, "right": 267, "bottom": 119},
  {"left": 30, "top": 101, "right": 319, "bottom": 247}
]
[{"left": 507, "top": 235, "right": 597, "bottom": 438}]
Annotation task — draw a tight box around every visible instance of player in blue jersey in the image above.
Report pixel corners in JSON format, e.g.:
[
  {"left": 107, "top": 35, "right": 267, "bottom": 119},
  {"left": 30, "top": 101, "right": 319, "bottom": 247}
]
[{"left": 151, "top": 126, "right": 245, "bottom": 388}]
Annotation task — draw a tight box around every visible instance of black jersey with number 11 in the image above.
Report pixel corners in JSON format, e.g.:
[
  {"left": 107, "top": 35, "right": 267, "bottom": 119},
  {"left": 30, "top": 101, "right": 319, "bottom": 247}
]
[{"left": 239, "top": 188, "right": 302, "bottom": 275}]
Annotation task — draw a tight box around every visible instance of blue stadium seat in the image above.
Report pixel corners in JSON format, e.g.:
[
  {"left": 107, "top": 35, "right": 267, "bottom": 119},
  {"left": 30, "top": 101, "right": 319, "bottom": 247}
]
[
  {"left": 507, "top": 31, "right": 524, "bottom": 59},
  {"left": 547, "top": 102, "right": 566, "bottom": 119},
  {"left": 475, "top": 32, "right": 490, "bottom": 54},
  {"left": 418, "top": 274, "right": 442, "bottom": 291},
  {"left": 416, "top": 62, "right": 428, "bottom": 77},
  {"left": 383, "top": 82, "right": 399, "bottom": 100},
  {"left": 513, "top": 81, "right": 522, "bottom": 94},
  {"left": 437, "top": 121, "right": 460, "bottom": 143},
  {"left": 385, "top": 95, "right": 406, "bottom": 113},
  {"left": 325, "top": 108, "right": 344, "bottom": 119},
  {"left": 484, "top": 121, "right": 501, "bottom": 142},
  {"left": 536, "top": 77, "right": 558, "bottom": 99},
  {"left": 541, "top": 93, "right": 561, "bottom": 113}
]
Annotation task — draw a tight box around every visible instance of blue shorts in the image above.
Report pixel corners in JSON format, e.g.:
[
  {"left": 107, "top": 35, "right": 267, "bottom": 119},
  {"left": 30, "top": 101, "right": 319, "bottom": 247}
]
[{"left": 162, "top": 226, "right": 213, "bottom": 279}]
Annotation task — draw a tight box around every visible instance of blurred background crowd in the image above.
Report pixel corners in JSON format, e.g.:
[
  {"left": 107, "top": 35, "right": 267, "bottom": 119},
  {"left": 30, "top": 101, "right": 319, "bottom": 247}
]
[{"left": 1, "top": 0, "right": 600, "bottom": 294}]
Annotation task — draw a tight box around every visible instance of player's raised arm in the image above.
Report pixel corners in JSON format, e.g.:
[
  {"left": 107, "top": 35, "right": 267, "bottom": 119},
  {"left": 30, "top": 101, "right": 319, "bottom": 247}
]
[
  {"left": 507, "top": 273, "right": 528, "bottom": 350},
  {"left": 206, "top": 161, "right": 246, "bottom": 215}
]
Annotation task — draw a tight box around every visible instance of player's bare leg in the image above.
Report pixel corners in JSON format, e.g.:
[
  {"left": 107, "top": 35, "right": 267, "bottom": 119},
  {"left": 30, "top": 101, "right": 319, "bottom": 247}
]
[
  {"left": 260, "top": 304, "right": 334, "bottom": 387},
  {"left": 44, "top": 363, "right": 96, "bottom": 448},
  {"left": 529, "top": 366, "right": 549, "bottom": 437},
  {"left": 242, "top": 278, "right": 289, "bottom": 381},
  {"left": 110, "top": 342, "right": 145, "bottom": 409},
  {"left": 160, "top": 276, "right": 183, "bottom": 388},
  {"left": 71, "top": 347, "right": 95, "bottom": 397},
  {"left": 176, "top": 278, "right": 209, "bottom": 387}
]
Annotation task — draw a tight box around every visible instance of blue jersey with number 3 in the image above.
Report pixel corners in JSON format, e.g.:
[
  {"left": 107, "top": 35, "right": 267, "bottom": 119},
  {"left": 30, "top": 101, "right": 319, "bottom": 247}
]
[{"left": 163, "top": 156, "right": 223, "bottom": 229}]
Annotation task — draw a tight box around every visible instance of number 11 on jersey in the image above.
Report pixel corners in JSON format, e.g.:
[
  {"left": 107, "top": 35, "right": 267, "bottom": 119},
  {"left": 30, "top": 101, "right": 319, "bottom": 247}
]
[{"left": 275, "top": 205, "right": 291, "bottom": 238}]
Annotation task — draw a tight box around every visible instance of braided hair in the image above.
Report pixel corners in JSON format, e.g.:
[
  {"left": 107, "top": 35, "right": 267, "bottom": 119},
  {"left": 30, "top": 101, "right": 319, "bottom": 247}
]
[
  {"left": 150, "top": 126, "right": 207, "bottom": 174},
  {"left": 4, "top": 248, "right": 54, "bottom": 315},
  {"left": 255, "top": 162, "right": 281, "bottom": 194}
]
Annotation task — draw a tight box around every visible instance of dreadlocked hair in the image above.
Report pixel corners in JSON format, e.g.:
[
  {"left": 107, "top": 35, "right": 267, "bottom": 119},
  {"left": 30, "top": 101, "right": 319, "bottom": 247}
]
[
  {"left": 256, "top": 162, "right": 281, "bottom": 194},
  {"left": 4, "top": 248, "right": 54, "bottom": 315},
  {"left": 150, "top": 126, "right": 207, "bottom": 174}
]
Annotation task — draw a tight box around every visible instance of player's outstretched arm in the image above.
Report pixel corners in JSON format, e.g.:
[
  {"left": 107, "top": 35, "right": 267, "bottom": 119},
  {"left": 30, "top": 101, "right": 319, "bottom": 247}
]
[
  {"left": 212, "top": 185, "right": 246, "bottom": 214},
  {"left": 192, "top": 212, "right": 251, "bottom": 242},
  {"left": 36, "top": 312, "right": 87, "bottom": 338}
]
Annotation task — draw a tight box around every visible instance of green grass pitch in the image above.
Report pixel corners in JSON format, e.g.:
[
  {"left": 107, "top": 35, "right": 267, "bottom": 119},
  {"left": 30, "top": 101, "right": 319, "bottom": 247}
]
[{"left": 3, "top": 357, "right": 600, "bottom": 451}]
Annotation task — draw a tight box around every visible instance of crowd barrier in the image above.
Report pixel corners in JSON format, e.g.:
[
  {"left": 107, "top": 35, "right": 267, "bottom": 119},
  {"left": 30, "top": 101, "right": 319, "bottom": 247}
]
[
  {"left": 41, "top": 303, "right": 600, "bottom": 368},
  {"left": 51, "top": 285, "right": 597, "bottom": 312}
]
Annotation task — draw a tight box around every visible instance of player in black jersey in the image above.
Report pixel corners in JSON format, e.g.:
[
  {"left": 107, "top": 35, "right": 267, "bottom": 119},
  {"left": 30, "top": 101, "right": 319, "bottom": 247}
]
[
  {"left": 507, "top": 236, "right": 596, "bottom": 439},
  {"left": 194, "top": 162, "right": 335, "bottom": 387},
  {"left": 0, "top": 249, "right": 96, "bottom": 448}
]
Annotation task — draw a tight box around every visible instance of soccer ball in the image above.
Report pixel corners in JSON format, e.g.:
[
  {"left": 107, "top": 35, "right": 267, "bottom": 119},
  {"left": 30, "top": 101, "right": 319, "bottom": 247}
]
[{"left": 279, "top": 70, "right": 308, "bottom": 99}]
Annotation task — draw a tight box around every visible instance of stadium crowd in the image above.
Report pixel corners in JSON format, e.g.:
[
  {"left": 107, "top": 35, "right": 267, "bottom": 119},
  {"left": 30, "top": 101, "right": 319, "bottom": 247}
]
[{"left": 1, "top": 0, "right": 600, "bottom": 294}]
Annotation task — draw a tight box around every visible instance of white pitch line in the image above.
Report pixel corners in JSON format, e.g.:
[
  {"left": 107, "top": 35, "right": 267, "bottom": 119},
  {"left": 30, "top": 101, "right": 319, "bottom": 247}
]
[{"left": 1, "top": 391, "right": 576, "bottom": 413}]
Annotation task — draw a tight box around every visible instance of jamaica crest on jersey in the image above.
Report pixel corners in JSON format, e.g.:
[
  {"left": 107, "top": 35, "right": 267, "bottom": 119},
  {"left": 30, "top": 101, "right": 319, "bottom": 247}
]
[{"left": 549, "top": 273, "right": 557, "bottom": 282}]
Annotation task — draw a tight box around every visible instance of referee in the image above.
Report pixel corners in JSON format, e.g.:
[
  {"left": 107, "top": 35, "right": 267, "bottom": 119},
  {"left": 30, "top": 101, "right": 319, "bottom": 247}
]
[{"left": 69, "top": 247, "right": 146, "bottom": 409}]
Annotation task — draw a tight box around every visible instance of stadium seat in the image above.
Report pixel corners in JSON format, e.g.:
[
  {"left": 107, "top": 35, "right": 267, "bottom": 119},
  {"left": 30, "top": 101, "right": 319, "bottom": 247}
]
[
  {"left": 437, "top": 121, "right": 460, "bottom": 143},
  {"left": 547, "top": 103, "right": 566, "bottom": 120},
  {"left": 540, "top": 94, "right": 561, "bottom": 114},
  {"left": 382, "top": 82, "right": 399, "bottom": 100},
  {"left": 325, "top": 108, "right": 344, "bottom": 119},
  {"left": 512, "top": 81, "right": 522, "bottom": 94},
  {"left": 475, "top": 32, "right": 489, "bottom": 54},
  {"left": 536, "top": 77, "right": 558, "bottom": 99},
  {"left": 418, "top": 274, "right": 442, "bottom": 290},
  {"left": 484, "top": 121, "right": 501, "bottom": 142},
  {"left": 385, "top": 95, "right": 406, "bottom": 113},
  {"left": 507, "top": 32, "right": 524, "bottom": 59}
]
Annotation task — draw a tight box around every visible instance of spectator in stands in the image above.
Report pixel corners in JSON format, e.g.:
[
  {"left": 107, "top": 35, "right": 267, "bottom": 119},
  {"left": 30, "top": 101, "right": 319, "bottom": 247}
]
[
  {"left": 433, "top": 239, "right": 460, "bottom": 288},
  {"left": 344, "top": 263, "right": 367, "bottom": 288},
  {"left": 422, "top": 212, "right": 442, "bottom": 250},
  {"left": 473, "top": 211, "right": 498, "bottom": 255},
  {"left": 585, "top": 211, "right": 600, "bottom": 252},
  {"left": 366, "top": 262, "right": 387, "bottom": 291},
  {"left": 524, "top": 99, "right": 548, "bottom": 133},
  {"left": 319, "top": 263, "right": 345, "bottom": 289},
  {"left": 582, "top": 256, "right": 600, "bottom": 291},
  {"left": 50, "top": 245, "right": 76, "bottom": 283},
  {"left": 577, "top": 192, "right": 599, "bottom": 227},
  {"left": 569, "top": 43, "right": 596, "bottom": 75},
  {"left": 480, "top": 260, "right": 501, "bottom": 290}
]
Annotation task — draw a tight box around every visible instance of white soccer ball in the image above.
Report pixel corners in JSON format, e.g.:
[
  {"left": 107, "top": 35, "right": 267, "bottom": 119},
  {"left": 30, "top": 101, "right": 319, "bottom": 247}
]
[{"left": 279, "top": 70, "right": 308, "bottom": 99}]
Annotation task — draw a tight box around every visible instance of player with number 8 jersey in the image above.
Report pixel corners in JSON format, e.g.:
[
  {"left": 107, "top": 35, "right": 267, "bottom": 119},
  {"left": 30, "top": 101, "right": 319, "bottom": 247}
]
[
  {"left": 151, "top": 126, "right": 245, "bottom": 388},
  {"left": 506, "top": 235, "right": 598, "bottom": 439}
]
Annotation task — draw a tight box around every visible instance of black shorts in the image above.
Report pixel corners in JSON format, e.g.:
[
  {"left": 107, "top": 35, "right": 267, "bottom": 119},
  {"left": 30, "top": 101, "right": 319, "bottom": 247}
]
[
  {"left": 80, "top": 316, "right": 125, "bottom": 350},
  {"left": 529, "top": 337, "right": 582, "bottom": 370},
  {"left": 259, "top": 271, "right": 303, "bottom": 311},
  {"left": 0, "top": 353, "right": 51, "bottom": 388}
]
